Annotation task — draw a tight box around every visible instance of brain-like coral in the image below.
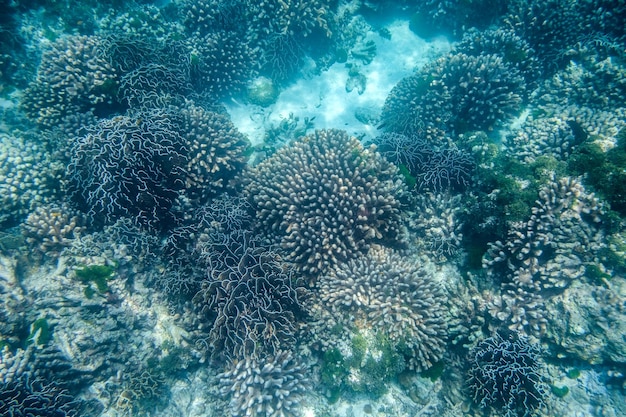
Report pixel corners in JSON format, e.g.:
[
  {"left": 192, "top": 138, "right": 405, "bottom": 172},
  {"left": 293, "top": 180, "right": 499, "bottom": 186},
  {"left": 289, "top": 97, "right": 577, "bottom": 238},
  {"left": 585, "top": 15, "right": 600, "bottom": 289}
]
[
  {"left": 0, "top": 345, "right": 92, "bottom": 417},
  {"left": 66, "top": 110, "right": 189, "bottom": 229},
  {"left": 468, "top": 332, "right": 547, "bottom": 417},
  {"left": 20, "top": 35, "right": 118, "bottom": 129},
  {"left": 312, "top": 247, "right": 448, "bottom": 371},
  {"left": 246, "top": 129, "right": 405, "bottom": 277},
  {"left": 373, "top": 132, "right": 474, "bottom": 191},
  {"left": 66, "top": 105, "right": 249, "bottom": 229},
  {"left": 193, "top": 242, "right": 303, "bottom": 361},
  {"left": 380, "top": 52, "right": 525, "bottom": 136},
  {"left": 218, "top": 350, "right": 310, "bottom": 417},
  {"left": 408, "top": 192, "right": 464, "bottom": 261},
  {"left": 0, "top": 134, "right": 63, "bottom": 227}
]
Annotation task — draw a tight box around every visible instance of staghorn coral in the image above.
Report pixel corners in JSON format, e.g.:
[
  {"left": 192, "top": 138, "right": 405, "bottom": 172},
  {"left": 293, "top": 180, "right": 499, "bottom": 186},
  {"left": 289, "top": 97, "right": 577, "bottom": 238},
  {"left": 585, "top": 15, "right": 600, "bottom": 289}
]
[
  {"left": 482, "top": 177, "right": 605, "bottom": 336},
  {"left": 502, "top": 115, "right": 579, "bottom": 164},
  {"left": 178, "top": 102, "right": 250, "bottom": 200},
  {"left": 20, "top": 35, "right": 119, "bottom": 129},
  {"left": 380, "top": 52, "right": 525, "bottom": 136},
  {"left": 189, "top": 30, "right": 258, "bottom": 98},
  {"left": 218, "top": 350, "right": 310, "bottom": 417},
  {"left": 467, "top": 332, "right": 547, "bottom": 417},
  {"left": 21, "top": 203, "right": 86, "bottom": 258},
  {"left": 246, "top": 129, "right": 405, "bottom": 278},
  {"left": 193, "top": 241, "right": 304, "bottom": 361},
  {"left": 0, "top": 134, "right": 63, "bottom": 227},
  {"left": 312, "top": 247, "right": 448, "bottom": 371}
]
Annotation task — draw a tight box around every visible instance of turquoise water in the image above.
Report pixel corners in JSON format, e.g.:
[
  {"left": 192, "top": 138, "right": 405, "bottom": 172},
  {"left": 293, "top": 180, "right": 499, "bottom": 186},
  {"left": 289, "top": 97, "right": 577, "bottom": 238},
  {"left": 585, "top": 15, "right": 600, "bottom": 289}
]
[{"left": 1, "top": 1, "right": 625, "bottom": 416}]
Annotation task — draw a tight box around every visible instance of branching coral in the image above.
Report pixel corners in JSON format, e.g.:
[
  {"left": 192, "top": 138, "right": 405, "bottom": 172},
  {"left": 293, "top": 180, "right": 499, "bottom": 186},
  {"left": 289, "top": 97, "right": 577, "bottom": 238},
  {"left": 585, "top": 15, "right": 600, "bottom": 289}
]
[
  {"left": 312, "top": 247, "right": 448, "bottom": 371},
  {"left": 21, "top": 203, "right": 85, "bottom": 258},
  {"left": 218, "top": 350, "right": 310, "bottom": 417},
  {"left": 467, "top": 332, "right": 547, "bottom": 417},
  {"left": 380, "top": 52, "right": 525, "bottom": 136},
  {"left": 20, "top": 35, "right": 119, "bottom": 129},
  {"left": 246, "top": 129, "right": 405, "bottom": 278},
  {"left": 0, "top": 134, "right": 63, "bottom": 227}
]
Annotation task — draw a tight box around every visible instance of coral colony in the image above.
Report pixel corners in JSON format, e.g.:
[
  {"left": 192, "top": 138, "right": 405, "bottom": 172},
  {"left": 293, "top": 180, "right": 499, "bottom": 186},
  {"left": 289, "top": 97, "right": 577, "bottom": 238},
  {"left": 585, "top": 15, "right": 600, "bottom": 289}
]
[{"left": 1, "top": 1, "right": 626, "bottom": 417}]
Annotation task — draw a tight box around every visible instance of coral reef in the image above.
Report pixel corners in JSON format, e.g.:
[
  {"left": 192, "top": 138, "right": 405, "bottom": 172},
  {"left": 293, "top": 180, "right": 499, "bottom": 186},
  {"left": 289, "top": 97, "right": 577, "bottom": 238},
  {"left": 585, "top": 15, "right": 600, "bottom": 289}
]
[
  {"left": 66, "top": 105, "right": 249, "bottom": 229},
  {"left": 408, "top": 192, "right": 464, "bottom": 261},
  {"left": 311, "top": 246, "right": 448, "bottom": 371},
  {"left": 20, "top": 35, "right": 119, "bottom": 129},
  {"left": 193, "top": 242, "right": 304, "bottom": 361},
  {"left": 380, "top": 52, "right": 525, "bottom": 136},
  {"left": 467, "top": 332, "right": 547, "bottom": 417},
  {"left": 21, "top": 203, "right": 85, "bottom": 258},
  {"left": 483, "top": 177, "right": 606, "bottom": 336},
  {"left": 218, "top": 350, "right": 310, "bottom": 417},
  {"left": 0, "top": 134, "right": 63, "bottom": 227},
  {"left": 246, "top": 129, "right": 405, "bottom": 278}
]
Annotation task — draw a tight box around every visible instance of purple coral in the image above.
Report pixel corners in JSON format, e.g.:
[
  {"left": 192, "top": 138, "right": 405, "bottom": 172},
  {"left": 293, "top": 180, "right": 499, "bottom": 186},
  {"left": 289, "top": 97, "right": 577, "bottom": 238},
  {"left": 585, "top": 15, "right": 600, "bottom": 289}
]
[
  {"left": 468, "top": 332, "right": 547, "bottom": 417},
  {"left": 66, "top": 110, "right": 188, "bottom": 229},
  {"left": 373, "top": 133, "right": 474, "bottom": 191},
  {"left": 193, "top": 242, "right": 304, "bottom": 361}
]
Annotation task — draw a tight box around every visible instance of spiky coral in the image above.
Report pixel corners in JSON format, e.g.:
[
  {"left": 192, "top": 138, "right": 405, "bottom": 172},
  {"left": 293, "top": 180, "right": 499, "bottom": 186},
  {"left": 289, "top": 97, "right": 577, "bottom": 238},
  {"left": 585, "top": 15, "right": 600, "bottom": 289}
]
[
  {"left": 312, "top": 247, "right": 448, "bottom": 371},
  {"left": 246, "top": 129, "right": 405, "bottom": 278}
]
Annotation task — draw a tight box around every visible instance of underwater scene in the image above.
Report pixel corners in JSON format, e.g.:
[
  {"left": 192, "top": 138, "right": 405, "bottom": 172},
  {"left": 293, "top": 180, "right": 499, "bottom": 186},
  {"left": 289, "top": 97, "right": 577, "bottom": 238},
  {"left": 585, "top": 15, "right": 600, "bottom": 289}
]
[{"left": 1, "top": 0, "right": 626, "bottom": 416}]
